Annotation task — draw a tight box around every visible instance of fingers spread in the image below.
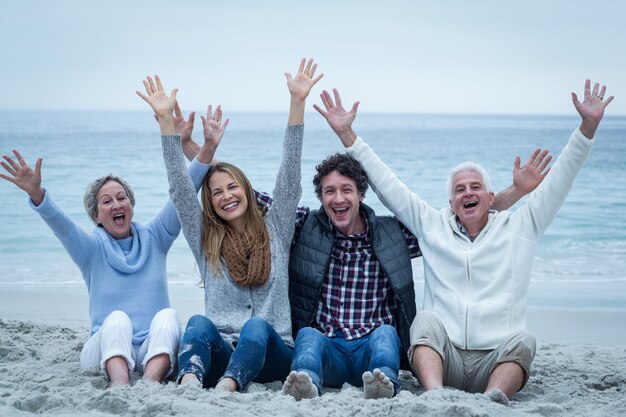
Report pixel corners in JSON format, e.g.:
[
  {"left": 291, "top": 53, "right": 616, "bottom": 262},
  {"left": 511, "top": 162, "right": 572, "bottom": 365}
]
[
  {"left": 3, "top": 154, "right": 19, "bottom": 171},
  {"left": 538, "top": 155, "right": 552, "bottom": 172},
  {"left": 147, "top": 76, "right": 157, "bottom": 94},
  {"left": 175, "top": 101, "right": 183, "bottom": 118},
  {"left": 304, "top": 58, "right": 313, "bottom": 75},
  {"left": 155, "top": 75, "right": 164, "bottom": 92},
  {"left": 136, "top": 91, "right": 150, "bottom": 103},
  {"left": 35, "top": 158, "right": 43, "bottom": 175},
  {"left": 313, "top": 103, "right": 327, "bottom": 117},
  {"left": 320, "top": 90, "right": 333, "bottom": 110},
  {"left": 333, "top": 88, "right": 342, "bottom": 107},
  {"left": 0, "top": 160, "right": 16, "bottom": 176},
  {"left": 312, "top": 73, "right": 324, "bottom": 85}
]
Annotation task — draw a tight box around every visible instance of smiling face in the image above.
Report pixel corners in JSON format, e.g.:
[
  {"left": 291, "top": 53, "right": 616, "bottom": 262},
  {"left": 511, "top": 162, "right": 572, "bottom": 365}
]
[
  {"left": 208, "top": 170, "right": 249, "bottom": 232},
  {"left": 93, "top": 180, "right": 134, "bottom": 239},
  {"left": 320, "top": 170, "right": 365, "bottom": 235},
  {"left": 449, "top": 169, "right": 494, "bottom": 233}
]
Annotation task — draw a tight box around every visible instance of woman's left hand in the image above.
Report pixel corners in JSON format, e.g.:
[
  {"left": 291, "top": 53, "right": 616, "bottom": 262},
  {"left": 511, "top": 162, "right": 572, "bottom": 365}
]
[
  {"left": 285, "top": 58, "right": 324, "bottom": 101},
  {"left": 136, "top": 75, "right": 178, "bottom": 119}
]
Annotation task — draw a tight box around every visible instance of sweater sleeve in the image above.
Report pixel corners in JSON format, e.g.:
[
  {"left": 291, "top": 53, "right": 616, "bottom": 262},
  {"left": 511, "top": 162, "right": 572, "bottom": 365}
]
[
  {"left": 346, "top": 136, "right": 440, "bottom": 239},
  {"left": 265, "top": 124, "right": 303, "bottom": 249},
  {"left": 29, "top": 190, "right": 98, "bottom": 273},
  {"left": 161, "top": 134, "right": 205, "bottom": 264},
  {"left": 148, "top": 158, "right": 210, "bottom": 249},
  {"left": 514, "top": 128, "right": 594, "bottom": 238}
]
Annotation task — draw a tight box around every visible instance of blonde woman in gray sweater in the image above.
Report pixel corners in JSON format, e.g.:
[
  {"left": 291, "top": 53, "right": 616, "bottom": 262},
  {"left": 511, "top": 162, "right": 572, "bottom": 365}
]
[{"left": 137, "top": 58, "right": 322, "bottom": 392}]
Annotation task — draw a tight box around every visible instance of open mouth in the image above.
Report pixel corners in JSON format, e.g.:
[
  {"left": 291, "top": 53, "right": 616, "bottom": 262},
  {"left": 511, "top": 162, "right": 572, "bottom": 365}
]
[
  {"left": 113, "top": 213, "right": 125, "bottom": 226},
  {"left": 333, "top": 207, "right": 348, "bottom": 215},
  {"left": 222, "top": 202, "right": 239, "bottom": 211},
  {"left": 463, "top": 201, "right": 478, "bottom": 209}
]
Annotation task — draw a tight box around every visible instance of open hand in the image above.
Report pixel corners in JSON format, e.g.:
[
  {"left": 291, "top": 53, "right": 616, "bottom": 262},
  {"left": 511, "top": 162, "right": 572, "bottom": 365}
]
[
  {"left": 199, "top": 104, "right": 229, "bottom": 162},
  {"left": 572, "top": 80, "right": 614, "bottom": 139},
  {"left": 285, "top": 58, "right": 324, "bottom": 101},
  {"left": 513, "top": 148, "right": 552, "bottom": 194},
  {"left": 136, "top": 75, "right": 178, "bottom": 119},
  {"left": 314, "top": 88, "right": 359, "bottom": 146},
  {"left": 173, "top": 102, "right": 195, "bottom": 142},
  {"left": 0, "top": 149, "right": 44, "bottom": 204}
]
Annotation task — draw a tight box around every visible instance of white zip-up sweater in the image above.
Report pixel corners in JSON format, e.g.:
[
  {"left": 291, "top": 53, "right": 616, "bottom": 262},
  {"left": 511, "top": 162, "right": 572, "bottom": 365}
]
[{"left": 347, "top": 128, "right": 594, "bottom": 350}]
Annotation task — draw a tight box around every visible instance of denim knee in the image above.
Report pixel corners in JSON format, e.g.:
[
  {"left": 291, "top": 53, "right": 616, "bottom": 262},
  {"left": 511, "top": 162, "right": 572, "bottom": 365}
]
[
  {"left": 239, "top": 316, "right": 271, "bottom": 344},
  {"left": 370, "top": 325, "right": 401, "bottom": 346},
  {"left": 183, "top": 315, "right": 220, "bottom": 341},
  {"left": 295, "top": 327, "right": 323, "bottom": 343}
]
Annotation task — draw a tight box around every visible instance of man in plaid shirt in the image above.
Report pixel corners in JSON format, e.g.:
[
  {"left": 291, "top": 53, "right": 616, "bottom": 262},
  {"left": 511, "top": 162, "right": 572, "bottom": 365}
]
[{"left": 257, "top": 153, "right": 420, "bottom": 399}]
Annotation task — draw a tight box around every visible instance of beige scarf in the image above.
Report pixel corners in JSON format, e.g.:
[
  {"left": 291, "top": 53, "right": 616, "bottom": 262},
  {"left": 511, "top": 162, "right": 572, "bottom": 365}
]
[{"left": 221, "top": 228, "right": 270, "bottom": 287}]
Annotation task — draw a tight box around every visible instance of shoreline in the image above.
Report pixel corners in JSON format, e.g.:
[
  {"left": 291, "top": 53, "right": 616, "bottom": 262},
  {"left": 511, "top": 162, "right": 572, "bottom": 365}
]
[{"left": 1, "top": 282, "right": 625, "bottom": 345}]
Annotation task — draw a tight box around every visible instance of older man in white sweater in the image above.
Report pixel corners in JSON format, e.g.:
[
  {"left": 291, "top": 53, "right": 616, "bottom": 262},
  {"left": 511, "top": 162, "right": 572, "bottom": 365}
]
[{"left": 313, "top": 80, "right": 613, "bottom": 404}]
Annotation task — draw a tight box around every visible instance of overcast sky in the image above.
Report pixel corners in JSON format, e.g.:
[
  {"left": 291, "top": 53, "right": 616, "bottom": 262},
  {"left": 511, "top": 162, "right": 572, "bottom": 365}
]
[{"left": 1, "top": 0, "right": 624, "bottom": 115}]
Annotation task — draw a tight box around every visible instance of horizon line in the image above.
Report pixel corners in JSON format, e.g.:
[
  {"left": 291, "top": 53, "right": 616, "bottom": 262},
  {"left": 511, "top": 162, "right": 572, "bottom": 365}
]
[{"left": 1, "top": 108, "right": 625, "bottom": 118}]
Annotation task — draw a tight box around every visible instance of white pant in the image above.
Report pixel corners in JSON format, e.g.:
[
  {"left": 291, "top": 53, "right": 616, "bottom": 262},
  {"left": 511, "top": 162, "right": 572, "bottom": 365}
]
[{"left": 80, "top": 308, "right": 181, "bottom": 379}]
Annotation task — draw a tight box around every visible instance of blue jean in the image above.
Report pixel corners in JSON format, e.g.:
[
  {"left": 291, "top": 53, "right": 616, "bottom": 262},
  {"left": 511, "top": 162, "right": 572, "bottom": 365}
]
[
  {"left": 178, "top": 315, "right": 292, "bottom": 390},
  {"left": 291, "top": 325, "right": 401, "bottom": 394}
]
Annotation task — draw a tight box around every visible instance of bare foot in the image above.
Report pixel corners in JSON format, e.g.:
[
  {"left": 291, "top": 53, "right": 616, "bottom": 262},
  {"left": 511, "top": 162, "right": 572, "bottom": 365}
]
[
  {"left": 282, "top": 371, "right": 318, "bottom": 400},
  {"left": 215, "top": 377, "right": 238, "bottom": 392},
  {"left": 485, "top": 388, "right": 510, "bottom": 405},
  {"left": 179, "top": 373, "right": 202, "bottom": 387},
  {"left": 362, "top": 368, "right": 394, "bottom": 399}
]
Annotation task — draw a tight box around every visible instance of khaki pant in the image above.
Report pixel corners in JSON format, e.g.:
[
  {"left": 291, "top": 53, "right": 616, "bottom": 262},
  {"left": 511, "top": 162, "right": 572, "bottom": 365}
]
[{"left": 408, "top": 311, "right": 536, "bottom": 393}]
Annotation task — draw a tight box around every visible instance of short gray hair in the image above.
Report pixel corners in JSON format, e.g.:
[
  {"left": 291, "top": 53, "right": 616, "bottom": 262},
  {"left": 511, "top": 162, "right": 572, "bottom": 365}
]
[
  {"left": 446, "top": 162, "right": 492, "bottom": 199},
  {"left": 84, "top": 175, "right": 135, "bottom": 224}
]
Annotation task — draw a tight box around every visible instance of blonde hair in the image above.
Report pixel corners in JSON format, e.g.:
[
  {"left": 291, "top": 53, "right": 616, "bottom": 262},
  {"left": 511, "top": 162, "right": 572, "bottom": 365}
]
[{"left": 200, "top": 162, "right": 269, "bottom": 274}]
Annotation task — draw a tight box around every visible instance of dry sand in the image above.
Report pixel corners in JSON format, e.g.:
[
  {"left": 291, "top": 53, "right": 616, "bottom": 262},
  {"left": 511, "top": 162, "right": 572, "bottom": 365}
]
[{"left": 1, "top": 285, "right": 625, "bottom": 417}]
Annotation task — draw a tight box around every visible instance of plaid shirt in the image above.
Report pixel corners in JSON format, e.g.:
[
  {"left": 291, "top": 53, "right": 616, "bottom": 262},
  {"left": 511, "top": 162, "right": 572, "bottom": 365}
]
[{"left": 256, "top": 191, "right": 421, "bottom": 340}]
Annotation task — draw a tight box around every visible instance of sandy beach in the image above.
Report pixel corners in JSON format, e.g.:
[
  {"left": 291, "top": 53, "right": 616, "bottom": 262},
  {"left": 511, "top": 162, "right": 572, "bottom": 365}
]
[{"left": 1, "top": 284, "right": 625, "bottom": 417}]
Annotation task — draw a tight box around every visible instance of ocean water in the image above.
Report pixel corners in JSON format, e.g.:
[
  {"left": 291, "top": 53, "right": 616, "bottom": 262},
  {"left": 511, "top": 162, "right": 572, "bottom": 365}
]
[{"left": 1, "top": 111, "right": 625, "bottom": 309}]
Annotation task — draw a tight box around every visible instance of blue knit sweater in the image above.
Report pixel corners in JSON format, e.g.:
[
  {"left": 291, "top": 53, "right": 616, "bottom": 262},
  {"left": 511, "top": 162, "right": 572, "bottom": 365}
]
[{"left": 30, "top": 159, "right": 208, "bottom": 345}]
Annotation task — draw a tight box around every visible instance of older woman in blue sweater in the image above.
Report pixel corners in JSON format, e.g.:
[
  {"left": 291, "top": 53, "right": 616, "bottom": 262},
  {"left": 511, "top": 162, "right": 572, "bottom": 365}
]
[{"left": 0, "top": 130, "right": 209, "bottom": 387}]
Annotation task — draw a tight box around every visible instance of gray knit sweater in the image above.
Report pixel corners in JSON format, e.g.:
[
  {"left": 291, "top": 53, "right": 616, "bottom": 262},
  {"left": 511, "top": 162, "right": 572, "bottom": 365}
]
[{"left": 162, "top": 124, "right": 303, "bottom": 347}]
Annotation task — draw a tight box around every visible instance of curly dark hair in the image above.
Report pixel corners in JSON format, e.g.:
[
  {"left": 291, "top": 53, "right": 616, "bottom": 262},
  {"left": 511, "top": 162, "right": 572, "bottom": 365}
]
[{"left": 313, "top": 153, "right": 369, "bottom": 200}]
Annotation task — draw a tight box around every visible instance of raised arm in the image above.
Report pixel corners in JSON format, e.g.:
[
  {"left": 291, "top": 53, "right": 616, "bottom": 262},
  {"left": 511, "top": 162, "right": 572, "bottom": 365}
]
[
  {"left": 137, "top": 74, "right": 178, "bottom": 134},
  {"left": 573, "top": 79, "right": 614, "bottom": 139},
  {"left": 138, "top": 75, "right": 216, "bottom": 262},
  {"left": 286, "top": 57, "right": 324, "bottom": 124},
  {"left": 153, "top": 100, "right": 199, "bottom": 161},
  {"left": 1, "top": 149, "right": 97, "bottom": 269},
  {"left": 516, "top": 79, "right": 613, "bottom": 236},
  {"left": 1, "top": 150, "right": 44, "bottom": 205},
  {"left": 267, "top": 58, "right": 322, "bottom": 245},
  {"left": 491, "top": 148, "right": 553, "bottom": 211},
  {"left": 314, "top": 88, "right": 360, "bottom": 146}
]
